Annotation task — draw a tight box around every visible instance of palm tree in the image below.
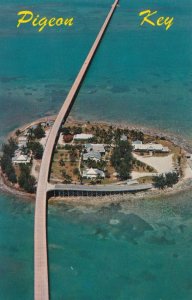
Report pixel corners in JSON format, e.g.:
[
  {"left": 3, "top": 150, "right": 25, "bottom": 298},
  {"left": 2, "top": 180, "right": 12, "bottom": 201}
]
[
  {"left": 27, "top": 128, "right": 35, "bottom": 141},
  {"left": 96, "top": 174, "right": 102, "bottom": 184}
]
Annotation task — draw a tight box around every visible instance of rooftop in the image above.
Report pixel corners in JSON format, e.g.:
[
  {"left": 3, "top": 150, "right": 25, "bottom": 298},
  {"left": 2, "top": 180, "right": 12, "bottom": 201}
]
[
  {"left": 132, "top": 142, "right": 169, "bottom": 152},
  {"left": 73, "top": 133, "right": 93, "bottom": 140},
  {"left": 85, "top": 143, "right": 105, "bottom": 153},
  {"left": 82, "top": 168, "right": 105, "bottom": 178},
  {"left": 12, "top": 154, "right": 31, "bottom": 164},
  {"left": 83, "top": 151, "right": 101, "bottom": 161}
]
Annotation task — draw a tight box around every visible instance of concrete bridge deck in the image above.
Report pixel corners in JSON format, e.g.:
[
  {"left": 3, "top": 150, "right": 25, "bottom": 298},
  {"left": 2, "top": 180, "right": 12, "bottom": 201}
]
[
  {"left": 47, "top": 183, "right": 152, "bottom": 196},
  {"left": 34, "top": 1, "right": 119, "bottom": 299}
]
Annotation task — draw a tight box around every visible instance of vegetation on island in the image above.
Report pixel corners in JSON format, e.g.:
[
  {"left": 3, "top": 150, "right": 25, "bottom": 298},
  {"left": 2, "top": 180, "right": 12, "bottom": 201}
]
[
  {"left": 28, "top": 124, "right": 45, "bottom": 140},
  {"left": 61, "top": 170, "right": 72, "bottom": 184},
  {"left": 0, "top": 138, "right": 37, "bottom": 193},
  {"left": 49, "top": 122, "right": 185, "bottom": 187},
  {"left": 0, "top": 138, "right": 18, "bottom": 183},
  {"left": 153, "top": 172, "right": 179, "bottom": 189},
  {"left": 27, "top": 141, "right": 44, "bottom": 159},
  {"left": 18, "top": 164, "right": 36, "bottom": 193},
  {"left": 111, "top": 140, "right": 133, "bottom": 180},
  {"left": 0, "top": 119, "right": 186, "bottom": 195}
]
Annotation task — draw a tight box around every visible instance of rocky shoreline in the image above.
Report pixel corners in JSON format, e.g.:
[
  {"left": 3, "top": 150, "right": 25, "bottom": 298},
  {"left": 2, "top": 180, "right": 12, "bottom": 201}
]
[
  {"left": 0, "top": 168, "right": 35, "bottom": 201},
  {"left": 48, "top": 177, "right": 192, "bottom": 207}
]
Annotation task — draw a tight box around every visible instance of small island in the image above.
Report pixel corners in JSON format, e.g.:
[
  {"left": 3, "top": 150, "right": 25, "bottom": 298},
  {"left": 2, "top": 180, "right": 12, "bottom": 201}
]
[{"left": 1, "top": 117, "right": 192, "bottom": 201}]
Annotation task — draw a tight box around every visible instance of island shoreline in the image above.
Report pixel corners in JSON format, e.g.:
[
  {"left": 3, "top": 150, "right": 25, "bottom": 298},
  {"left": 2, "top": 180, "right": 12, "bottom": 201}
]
[{"left": 1, "top": 115, "right": 192, "bottom": 206}]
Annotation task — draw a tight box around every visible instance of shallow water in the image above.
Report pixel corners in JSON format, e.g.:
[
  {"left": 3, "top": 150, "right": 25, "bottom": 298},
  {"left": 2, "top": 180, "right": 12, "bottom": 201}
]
[
  {"left": 0, "top": 0, "right": 192, "bottom": 141},
  {"left": 1, "top": 192, "right": 192, "bottom": 299},
  {"left": 0, "top": 194, "right": 34, "bottom": 299},
  {"left": 48, "top": 193, "right": 192, "bottom": 300}
]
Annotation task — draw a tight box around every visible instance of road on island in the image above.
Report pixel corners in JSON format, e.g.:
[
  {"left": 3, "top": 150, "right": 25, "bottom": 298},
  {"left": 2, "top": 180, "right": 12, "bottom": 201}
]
[{"left": 34, "top": 1, "right": 119, "bottom": 299}]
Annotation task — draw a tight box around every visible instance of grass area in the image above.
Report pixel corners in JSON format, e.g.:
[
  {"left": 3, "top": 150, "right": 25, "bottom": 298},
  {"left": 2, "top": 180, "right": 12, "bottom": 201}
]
[
  {"left": 48, "top": 120, "right": 185, "bottom": 184},
  {"left": 137, "top": 176, "right": 154, "bottom": 184},
  {"left": 50, "top": 160, "right": 79, "bottom": 182},
  {"left": 132, "top": 159, "right": 156, "bottom": 173}
]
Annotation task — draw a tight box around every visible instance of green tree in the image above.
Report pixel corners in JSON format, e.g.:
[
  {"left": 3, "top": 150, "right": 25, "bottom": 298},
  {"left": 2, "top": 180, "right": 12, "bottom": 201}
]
[
  {"left": 0, "top": 139, "right": 18, "bottom": 183},
  {"left": 153, "top": 174, "right": 167, "bottom": 189},
  {"left": 73, "top": 167, "right": 80, "bottom": 176},
  {"left": 73, "top": 126, "right": 82, "bottom": 134},
  {"left": 61, "top": 127, "right": 71, "bottom": 135},
  {"left": 95, "top": 174, "right": 102, "bottom": 184},
  {"left": 5, "top": 163, "right": 17, "bottom": 183},
  {"left": 61, "top": 170, "right": 72, "bottom": 184},
  {"left": 27, "top": 128, "right": 35, "bottom": 141},
  {"left": 18, "top": 164, "right": 36, "bottom": 193},
  {"left": 118, "top": 161, "right": 131, "bottom": 180},
  {"left": 153, "top": 172, "right": 179, "bottom": 189},
  {"left": 33, "top": 124, "right": 45, "bottom": 139},
  {"left": 165, "top": 172, "right": 179, "bottom": 187},
  {"left": 111, "top": 140, "right": 133, "bottom": 180},
  {"left": 59, "top": 159, "right": 65, "bottom": 167},
  {"left": 0, "top": 155, "right": 11, "bottom": 173},
  {"left": 15, "top": 129, "right": 21, "bottom": 136},
  {"left": 27, "top": 142, "right": 44, "bottom": 159},
  {"left": 2, "top": 138, "right": 18, "bottom": 157}
]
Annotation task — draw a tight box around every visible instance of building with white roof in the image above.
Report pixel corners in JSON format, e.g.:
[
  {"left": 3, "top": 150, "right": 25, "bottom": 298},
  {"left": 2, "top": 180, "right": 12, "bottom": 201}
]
[
  {"left": 83, "top": 152, "right": 101, "bottom": 162},
  {"left": 84, "top": 143, "right": 105, "bottom": 154},
  {"left": 17, "top": 136, "right": 28, "bottom": 149},
  {"left": 73, "top": 133, "right": 93, "bottom": 141},
  {"left": 41, "top": 122, "right": 47, "bottom": 128},
  {"left": 12, "top": 153, "right": 31, "bottom": 164},
  {"left": 132, "top": 141, "right": 169, "bottom": 153},
  {"left": 82, "top": 168, "right": 105, "bottom": 179},
  {"left": 18, "top": 136, "right": 28, "bottom": 143},
  {"left": 132, "top": 140, "right": 143, "bottom": 145}
]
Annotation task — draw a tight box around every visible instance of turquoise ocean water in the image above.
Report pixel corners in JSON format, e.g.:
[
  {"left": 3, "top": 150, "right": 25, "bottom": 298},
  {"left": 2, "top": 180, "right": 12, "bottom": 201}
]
[{"left": 0, "top": 0, "right": 192, "bottom": 299}]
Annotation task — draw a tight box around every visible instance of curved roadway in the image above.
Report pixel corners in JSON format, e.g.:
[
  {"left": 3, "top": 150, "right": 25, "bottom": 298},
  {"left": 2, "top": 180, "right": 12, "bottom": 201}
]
[{"left": 34, "top": 1, "right": 119, "bottom": 299}]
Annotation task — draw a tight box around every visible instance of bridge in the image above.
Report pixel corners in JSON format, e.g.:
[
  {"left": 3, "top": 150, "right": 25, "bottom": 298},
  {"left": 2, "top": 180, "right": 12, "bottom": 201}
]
[
  {"left": 47, "top": 183, "right": 152, "bottom": 198},
  {"left": 34, "top": 1, "right": 119, "bottom": 299}
]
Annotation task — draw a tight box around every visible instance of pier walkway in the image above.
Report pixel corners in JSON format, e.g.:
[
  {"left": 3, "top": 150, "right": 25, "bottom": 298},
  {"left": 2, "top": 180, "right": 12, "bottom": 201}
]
[{"left": 34, "top": 1, "right": 119, "bottom": 299}]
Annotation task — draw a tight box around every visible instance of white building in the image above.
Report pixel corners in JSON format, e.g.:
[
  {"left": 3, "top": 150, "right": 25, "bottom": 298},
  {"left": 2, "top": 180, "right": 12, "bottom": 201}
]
[
  {"left": 132, "top": 141, "right": 169, "bottom": 153},
  {"left": 82, "top": 168, "right": 105, "bottom": 179},
  {"left": 18, "top": 136, "right": 28, "bottom": 143},
  {"left": 18, "top": 136, "right": 28, "bottom": 149},
  {"left": 40, "top": 122, "right": 47, "bottom": 128},
  {"left": 73, "top": 133, "right": 93, "bottom": 141},
  {"left": 12, "top": 153, "right": 31, "bottom": 164},
  {"left": 83, "top": 152, "right": 101, "bottom": 162},
  {"left": 132, "top": 140, "right": 143, "bottom": 145},
  {"left": 84, "top": 143, "right": 105, "bottom": 154}
]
